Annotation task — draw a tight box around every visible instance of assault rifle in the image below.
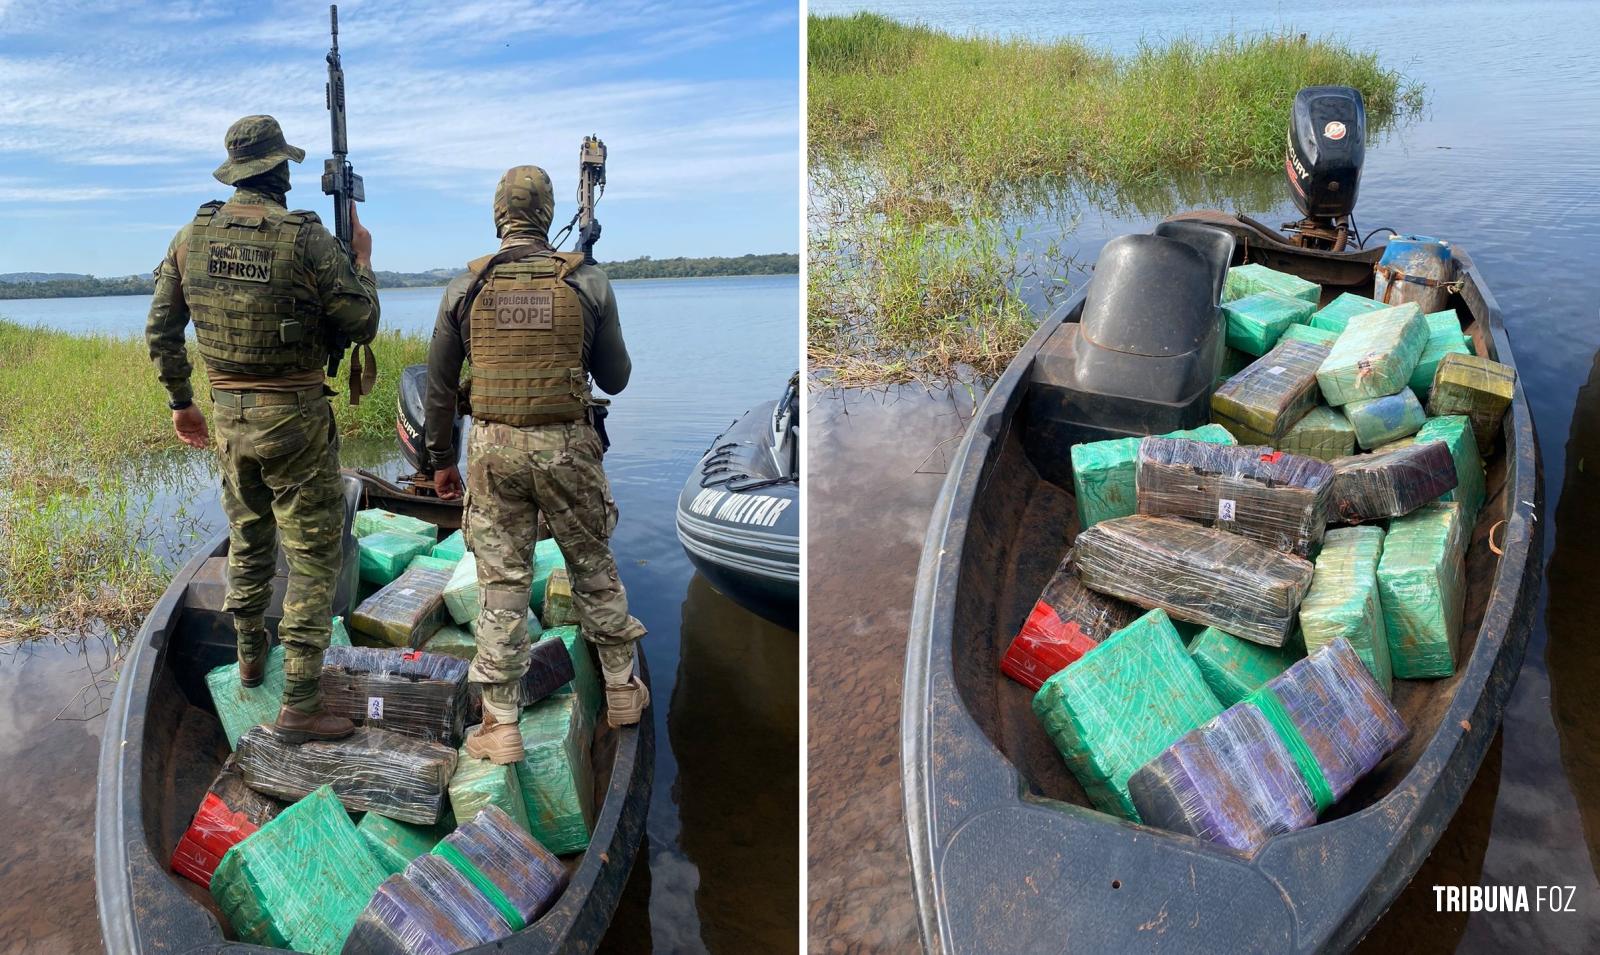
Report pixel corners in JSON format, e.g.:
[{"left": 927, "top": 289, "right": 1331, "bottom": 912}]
[
  {"left": 576, "top": 136, "right": 607, "bottom": 264},
  {"left": 321, "top": 3, "right": 375, "bottom": 403}
]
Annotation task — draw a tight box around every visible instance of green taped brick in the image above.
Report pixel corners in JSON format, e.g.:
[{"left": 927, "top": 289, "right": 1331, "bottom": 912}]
[
  {"left": 208, "top": 625, "right": 351, "bottom": 750},
  {"left": 1345, "top": 388, "right": 1426, "bottom": 450},
  {"left": 1211, "top": 338, "right": 1328, "bottom": 443},
  {"left": 1277, "top": 406, "right": 1356, "bottom": 461},
  {"left": 1069, "top": 423, "right": 1236, "bottom": 530},
  {"left": 354, "top": 508, "right": 437, "bottom": 541},
  {"left": 407, "top": 554, "right": 459, "bottom": 575},
  {"left": 1279, "top": 322, "right": 1339, "bottom": 348},
  {"left": 540, "top": 625, "right": 600, "bottom": 725},
  {"left": 530, "top": 538, "right": 567, "bottom": 614},
  {"left": 540, "top": 568, "right": 577, "bottom": 629},
  {"left": 356, "top": 811, "right": 456, "bottom": 877},
  {"left": 1379, "top": 502, "right": 1467, "bottom": 679},
  {"left": 451, "top": 751, "right": 532, "bottom": 834},
  {"left": 424, "top": 624, "right": 478, "bottom": 661},
  {"left": 1316, "top": 303, "right": 1427, "bottom": 406},
  {"left": 1428, "top": 352, "right": 1516, "bottom": 453},
  {"left": 210, "top": 786, "right": 389, "bottom": 954},
  {"left": 1030, "top": 609, "right": 1223, "bottom": 821},
  {"left": 1384, "top": 415, "right": 1485, "bottom": 523},
  {"left": 431, "top": 530, "right": 468, "bottom": 562},
  {"left": 350, "top": 567, "right": 451, "bottom": 648},
  {"left": 516, "top": 692, "right": 595, "bottom": 855},
  {"left": 443, "top": 552, "right": 481, "bottom": 625},
  {"left": 1309, "top": 292, "right": 1385, "bottom": 332},
  {"left": 1411, "top": 310, "right": 1471, "bottom": 397},
  {"left": 1188, "top": 626, "right": 1304, "bottom": 706},
  {"left": 359, "top": 531, "right": 435, "bottom": 586},
  {"left": 1299, "top": 525, "right": 1391, "bottom": 695},
  {"left": 1223, "top": 263, "right": 1319, "bottom": 304},
  {"left": 1222, "top": 291, "right": 1315, "bottom": 356}
]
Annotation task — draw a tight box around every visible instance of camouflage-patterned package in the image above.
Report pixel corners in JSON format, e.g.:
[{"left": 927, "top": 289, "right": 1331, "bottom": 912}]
[
  {"left": 1030, "top": 609, "right": 1222, "bottom": 821},
  {"left": 1069, "top": 423, "right": 1237, "bottom": 530},
  {"left": 1379, "top": 503, "right": 1468, "bottom": 679},
  {"left": 341, "top": 872, "right": 497, "bottom": 955},
  {"left": 1187, "top": 626, "right": 1303, "bottom": 706},
  {"left": 1222, "top": 291, "right": 1315, "bottom": 355},
  {"left": 1073, "top": 516, "right": 1315, "bottom": 647},
  {"left": 207, "top": 624, "right": 352, "bottom": 750},
  {"left": 443, "top": 552, "right": 482, "bottom": 625},
  {"left": 530, "top": 537, "right": 567, "bottom": 615},
  {"left": 358, "top": 531, "right": 437, "bottom": 586},
  {"left": 1309, "top": 291, "right": 1384, "bottom": 332},
  {"left": 350, "top": 566, "right": 452, "bottom": 648},
  {"left": 540, "top": 624, "right": 601, "bottom": 725},
  {"left": 540, "top": 567, "right": 577, "bottom": 628},
  {"left": 1428, "top": 352, "right": 1516, "bottom": 452},
  {"left": 1128, "top": 702, "right": 1316, "bottom": 853},
  {"left": 1344, "top": 388, "right": 1426, "bottom": 450},
  {"left": 1000, "top": 553, "right": 1140, "bottom": 691},
  {"left": 1211, "top": 339, "right": 1330, "bottom": 444},
  {"left": 1277, "top": 406, "right": 1356, "bottom": 461},
  {"left": 451, "top": 751, "right": 532, "bottom": 834},
  {"left": 1316, "top": 303, "right": 1427, "bottom": 406},
  {"left": 319, "top": 646, "right": 470, "bottom": 745},
  {"left": 1382, "top": 416, "right": 1486, "bottom": 522},
  {"left": 1329, "top": 441, "right": 1458, "bottom": 523},
  {"left": 1279, "top": 322, "right": 1339, "bottom": 348},
  {"left": 406, "top": 554, "right": 459, "bottom": 575},
  {"left": 355, "top": 810, "right": 456, "bottom": 877},
  {"left": 1135, "top": 437, "right": 1334, "bottom": 557},
  {"left": 210, "top": 786, "right": 389, "bottom": 954},
  {"left": 1410, "top": 310, "right": 1471, "bottom": 397},
  {"left": 1223, "top": 262, "right": 1319, "bottom": 304},
  {"left": 431, "top": 529, "right": 468, "bottom": 562},
  {"left": 516, "top": 692, "right": 595, "bottom": 855},
  {"left": 354, "top": 508, "right": 437, "bottom": 541},
  {"left": 1298, "top": 526, "right": 1391, "bottom": 694},
  {"left": 234, "top": 725, "right": 457, "bottom": 825},
  {"left": 171, "top": 757, "right": 288, "bottom": 888},
  {"left": 432, "top": 805, "right": 570, "bottom": 928}
]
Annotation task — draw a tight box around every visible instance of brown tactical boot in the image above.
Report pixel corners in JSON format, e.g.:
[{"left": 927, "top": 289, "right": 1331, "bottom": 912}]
[
  {"left": 464, "top": 713, "right": 525, "bottom": 765},
  {"left": 605, "top": 676, "right": 651, "bottom": 729},
  {"left": 273, "top": 706, "right": 355, "bottom": 744},
  {"left": 239, "top": 654, "right": 265, "bottom": 689}
]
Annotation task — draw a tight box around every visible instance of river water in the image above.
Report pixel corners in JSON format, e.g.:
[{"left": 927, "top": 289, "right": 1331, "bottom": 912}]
[
  {"left": 0, "top": 274, "right": 800, "bottom": 952},
  {"left": 808, "top": 1, "right": 1600, "bottom": 952}
]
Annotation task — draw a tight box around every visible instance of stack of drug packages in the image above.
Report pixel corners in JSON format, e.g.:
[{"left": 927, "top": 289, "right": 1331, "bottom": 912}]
[
  {"left": 174, "top": 507, "right": 606, "bottom": 953},
  {"left": 1006, "top": 261, "right": 1516, "bottom": 855}
]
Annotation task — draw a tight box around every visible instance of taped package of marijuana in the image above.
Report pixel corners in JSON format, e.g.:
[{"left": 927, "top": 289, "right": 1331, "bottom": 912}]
[
  {"left": 1211, "top": 338, "right": 1330, "bottom": 444},
  {"left": 1277, "top": 406, "right": 1356, "bottom": 461},
  {"left": 1070, "top": 423, "right": 1237, "bottom": 530},
  {"left": 517, "top": 691, "right": 596, "bottom": 855},
  {"left": 1223, "top": 263, "right": 1319, "bottom": 304},
  {"left": 541, "top": 625, "right": 602, "bottom": 726},
  {"left": 405, "top": 854, "right": 515, "bottom": 944},
  {"left": 170, "top": 757, "right": 288, "bottom": 888},
  {"left": 1073, "top": 516, "right": 1315, "bottom": 647},
  {"left": 207, "top": 623, "right": 352, "bottom": 750},
  {"left": 406, "top": 554, "right": 458, "bottom": 575},
  {"left": 1000, "top": 553, "right": 1141, "bottom": 691},
  {"left": 423, "top": 624, "right": 476, "bottom": 660},
  {"left": 1428, "top": 352, "right": 1516, "bottom": 452},
  {"left": 342, "top": 870, "right": 504, "bottom": 955},
  {"left": 319, "top": 645, "right": 470, "bottom": 745},
  {"left": 541, "top": 567, "right": 578, "bottom": 628},
  {"left": 211, "top": 785, "right": 389, "bottom": 954},
  {"left": 432, "top": 804, "right": 571, "bottom": 928},
  {"left": 234, "top": 725, "right": 457, "bottom": 825},
  {"left": 350, "top": 566, "right": 452, "bottom": 648},
  {"left": 1410, "top": 309, "right": 1472, "bottom": 396},
  {"left": 1309, "top": 291, "right": 1385, "bottom": 332},
  {"left": 1382, "top": 415, "right": 1485, "bottom": 523},
  {"left": 1379, "top": 502, "right": 1468, "bottom": 679},
  {"left": 359, "top": 530, "right": 437, "bottom": 586},
  {"left": 451, "top": 622, "right": 573, "bottom": 725},
  {"left": 355, "top": 810, "right": 456, "bottom": 877},
  {"left": 431, "top": 529, "right": 468, "bottom": 562},
  {"left": 1279, "top": 322, "right": 1339, "bottom": 348},
  {"left": 1135, "top": 437, "right": 1333, "bottom": 557},
  {"left": 1223, "top": 291, "right": 1315, "bottom": 356},
  {"left": 451, "top": 750, "right": 532, "bottom": 834},
  {"left": 531, "top": 537, "right": 568, "bottom": 615},
  {"left": 1298, "top": 525, "right": 1391, "bottom": 694},
  {"left": 1328, "top": 440, "right": 1458, "bottom": 523},
  {"left": 1316, "top": 302, "right": 1427, "bottom": 406},
  {"left": 443, "top": 551, "right": 482, "bottom": 625},
  {"left": 1031, "top": 609, "right": 1222, "bottom": 821},
  {"left": 1187, "top": 626, "right": 1304, "bottom": 707},
  {"left": 1344, "top": 387, "right": 1426, "bottom": 450},
  {"left": 354, "top": 508, "right": 437, "bottom": 541}
]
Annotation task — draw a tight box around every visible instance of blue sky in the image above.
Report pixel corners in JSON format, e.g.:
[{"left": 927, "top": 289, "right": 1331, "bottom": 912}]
[{"left": 0, "top": 0, "right": 800, "bottom": 275}]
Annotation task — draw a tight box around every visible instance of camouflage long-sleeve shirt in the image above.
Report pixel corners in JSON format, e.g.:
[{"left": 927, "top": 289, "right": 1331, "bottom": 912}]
[
  {"left": 422, "top": 236, "right": 631, "bottom": 468},
  {"left": 145, "top": 187, "right": 381, "bottom": 404}
]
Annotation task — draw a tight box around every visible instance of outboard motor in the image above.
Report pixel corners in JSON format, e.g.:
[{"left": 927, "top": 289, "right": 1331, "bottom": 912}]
[
  {"left": 396, "top": 364, "right": 467, "bottom": 476},
  {"left": 1283, "top": 85, "right": 1366, "bottom": 250}
]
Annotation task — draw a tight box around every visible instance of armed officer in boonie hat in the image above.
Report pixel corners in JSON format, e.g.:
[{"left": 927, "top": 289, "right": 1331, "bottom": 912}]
[
  {"left": 145, "top": 115, "right": 379, "bottom": 742},
  {"left": 424, "top": 164, "right": 646, "bottom": 764}
]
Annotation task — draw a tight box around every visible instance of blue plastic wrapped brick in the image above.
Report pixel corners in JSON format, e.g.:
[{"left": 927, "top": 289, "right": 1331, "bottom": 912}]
[
  {"left": 431, "top": 805, "right": 570, "bottom": 930},
  {"left": 1344, "top": 388, "right": 1426, "bottom": 450},
  {"left": 1262, "top": 637, "right": 1408, "bottom": 798}
]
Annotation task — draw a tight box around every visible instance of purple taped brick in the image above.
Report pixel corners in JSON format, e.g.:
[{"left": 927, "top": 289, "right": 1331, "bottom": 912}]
[
  {"left": 433, "top": 805, "right": 570, "bottom": 928},
  {"left": 1328, "top": 440, "right": 1458, "bottom": 523}
]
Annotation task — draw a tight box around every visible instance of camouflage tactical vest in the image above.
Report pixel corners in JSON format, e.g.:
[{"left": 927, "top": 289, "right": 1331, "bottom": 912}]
[
  {"left": 181, "top": 201, "right": 325, "bottom": 377},
  {"left": 467, "top": 251, "right": 591, "bottom": 426}
]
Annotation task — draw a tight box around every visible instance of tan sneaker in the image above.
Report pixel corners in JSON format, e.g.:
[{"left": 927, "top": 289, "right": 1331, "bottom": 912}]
[
  {"left": 464, "top": 713, "right": 525, "bottom": 764},
  {"left": 605, "top": 676, "right": 651, "bottom": 729}
]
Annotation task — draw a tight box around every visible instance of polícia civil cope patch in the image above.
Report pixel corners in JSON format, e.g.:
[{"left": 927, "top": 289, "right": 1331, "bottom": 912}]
[
  {"left": 206, "top": 242, "right": 274, "bottom": 283},
  {"left": 488, "top": 289, "right": 554, "bottom": 330}
]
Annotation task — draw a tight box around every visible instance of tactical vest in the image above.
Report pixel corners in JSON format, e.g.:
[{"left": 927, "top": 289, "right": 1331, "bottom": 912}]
[
  {"left": 466, "top": 251, "right": 591, "bottom": 426},
  {"left": 181, "top": 201, "right": 326, "bottom": 377}
]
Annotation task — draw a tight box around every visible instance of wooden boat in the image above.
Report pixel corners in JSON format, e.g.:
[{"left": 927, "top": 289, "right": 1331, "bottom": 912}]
[
  {"left": 95, "top": 476, "right": 652, "bottom": 952},
  {"left": 900, "top": 211, "right": 1542, "bottom": 953},
  {"left": 346, "top": 466, "right": 464, "bottom": 531}
]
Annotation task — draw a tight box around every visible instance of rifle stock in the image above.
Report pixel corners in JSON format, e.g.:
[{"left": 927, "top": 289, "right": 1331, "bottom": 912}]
[{"left": 320, "top": 4, "right": 370, "bottom": 401}]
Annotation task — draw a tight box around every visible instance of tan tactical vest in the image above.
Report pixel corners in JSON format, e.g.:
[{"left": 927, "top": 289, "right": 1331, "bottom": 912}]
[
  {"left": 466, "top": 251, "right": 591, "bottom": 426},
  {"left": 181, "top": 201, "right": 325, "bottom": 377}
]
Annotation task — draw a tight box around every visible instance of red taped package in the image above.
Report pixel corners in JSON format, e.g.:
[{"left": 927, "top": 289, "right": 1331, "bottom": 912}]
[
  {"left": 1001, "top": 555, "right": 1140, "bottom": 690},
  {"left": 170, "top": 761, "right": 288, "bottom": 887}
]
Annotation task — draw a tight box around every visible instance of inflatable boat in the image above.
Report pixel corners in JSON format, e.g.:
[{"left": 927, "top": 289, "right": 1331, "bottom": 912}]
[{"left": 676, "top": 375, "right": 800, "bottom": 628}]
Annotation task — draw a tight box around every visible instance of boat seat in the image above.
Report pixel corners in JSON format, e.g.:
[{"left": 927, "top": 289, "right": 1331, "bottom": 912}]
[{"left": 1153, "top": 220, "right": 1235, "bottom": 303}]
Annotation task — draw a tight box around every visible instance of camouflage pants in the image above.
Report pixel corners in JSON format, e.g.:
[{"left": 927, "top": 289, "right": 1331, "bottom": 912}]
[
  {"left": 465, "top": 419, "right": 645, "bottom": 715},
  {"left": 213, "top": 386, "right": 344, "bottom": 713}
]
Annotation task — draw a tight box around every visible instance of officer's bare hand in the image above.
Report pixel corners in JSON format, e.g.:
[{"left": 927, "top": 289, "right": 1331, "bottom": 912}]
[
  {"left": 434, "top": 464, "right": 463, "bottom": 500},
  {"left": 172, "top": 405, "right": 210, "bottom": 449},
  {"left": 349, "top": 201, "right": 372, "bottom": 268}
]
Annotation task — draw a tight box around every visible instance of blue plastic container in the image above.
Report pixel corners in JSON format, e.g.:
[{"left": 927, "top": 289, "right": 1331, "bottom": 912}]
[{"left": 1374, "top": 235, "right": 1454, "bottom": 314}]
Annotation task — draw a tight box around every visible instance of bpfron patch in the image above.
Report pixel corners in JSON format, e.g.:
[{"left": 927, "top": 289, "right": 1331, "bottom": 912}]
[{"left": 206, "top": 242, "right": 274, "bottom": 283}]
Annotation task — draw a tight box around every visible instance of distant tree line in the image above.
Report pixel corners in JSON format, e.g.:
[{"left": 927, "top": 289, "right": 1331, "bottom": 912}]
[{"left": 0, "top": 253, "right": 799, "bottom": 299}]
